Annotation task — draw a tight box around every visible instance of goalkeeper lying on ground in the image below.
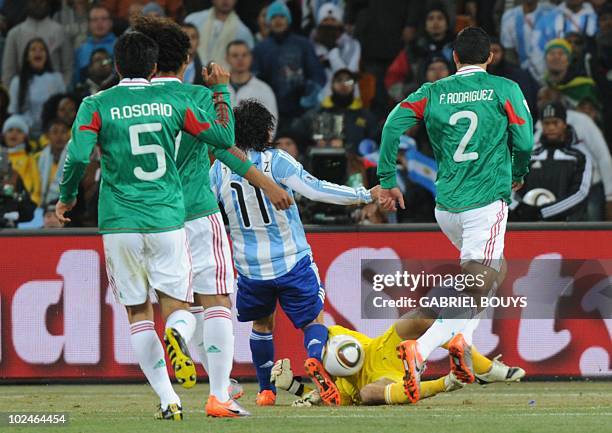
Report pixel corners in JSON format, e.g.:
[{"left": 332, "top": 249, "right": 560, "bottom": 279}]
[{"left": 272, "top": 318, "right": 525, "bottom": 406}]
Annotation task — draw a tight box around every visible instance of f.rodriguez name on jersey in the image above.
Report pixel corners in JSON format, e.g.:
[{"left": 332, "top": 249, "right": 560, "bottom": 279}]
[
  {"left": 440, "top": 89, "right": 495, "bottom": 104},
  {"left": 110, "top": 102, "right": 173, "bottom": 120}
]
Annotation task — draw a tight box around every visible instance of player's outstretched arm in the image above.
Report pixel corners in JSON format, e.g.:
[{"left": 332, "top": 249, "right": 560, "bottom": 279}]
[
  {"left": 183, "top": 63, "right": 235, "bottom": 149},
  {"left": 505, "top": 82, "right": 534, "bottom": 187},
  {"left": 377, "top": 85, "right": 429, "bottom": 211},
  {"left": 57, "top": 98, "right": 99, "bottom": 224}
]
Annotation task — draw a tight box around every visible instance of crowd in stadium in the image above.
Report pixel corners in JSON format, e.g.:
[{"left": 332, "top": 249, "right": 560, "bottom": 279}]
[{"left": 0, "top": 0, "right": 611, "bottom": 228}]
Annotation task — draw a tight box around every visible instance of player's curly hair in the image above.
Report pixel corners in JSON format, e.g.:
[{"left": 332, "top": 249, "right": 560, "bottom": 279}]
[
  {"left": 132, "top": 16, "right": 190, "bottom": 73},
  {"left": 114, "top": 31, "right": 158, "bottom": 79},
  {"left": 234, "top": 99, "right": 276, "bottom": 152}
]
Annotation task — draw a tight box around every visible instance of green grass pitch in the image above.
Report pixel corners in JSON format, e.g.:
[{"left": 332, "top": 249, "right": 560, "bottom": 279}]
[{"left": 0, "top": 382, "right": 610, "bottom": 433}]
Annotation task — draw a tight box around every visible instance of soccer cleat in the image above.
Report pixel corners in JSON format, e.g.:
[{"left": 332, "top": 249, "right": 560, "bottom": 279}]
[
  {"left": 447, "top": 333, "right": 475, "bottom": 384},
  {"left": 206, "top": 395, "right": 251, "bottom": 417},
  {"left": 229, "top": 378, "right": 244, "bottom": 400},
  {"left": 154, "top": 403, "right": 183, "bottom": 421},
  {"left": 304, "top": 357, "right": 342, "bottom": 406},
  {"left": 396, "top": 340, "right": 425, "bottom": 403},
  {"left": 164, "top": 327, "right": 197, "bottom": 389},
  {"left": 475, "top": 355, "right": 526, "bottom": 384},
  {"left": 443, "top": 372, "right": 466, "bottom": 393},
  {"left": 256, "top": 389, "right": 276, "bottom": 406}
]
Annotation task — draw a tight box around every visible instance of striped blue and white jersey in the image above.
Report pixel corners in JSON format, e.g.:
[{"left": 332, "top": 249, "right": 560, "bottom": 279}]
[
  {"left": 500, "top": 3, "right": 560, "bottom": 83},
  {"left": 210, "top": 148, "right": 372, "bottom": 280},
  {"left": 553, "top": 2, "right": 598, "bottom": 37}
]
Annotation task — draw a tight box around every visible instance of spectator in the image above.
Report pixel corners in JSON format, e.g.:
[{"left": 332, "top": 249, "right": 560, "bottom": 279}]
[
  {"left": 501, "top": 0, "right": 559, "bottom": 84},
  {"left": 512, "top": 102, "right": 591, "bottom": 222},
  {"left": 38, "top": 92, "right": 77, "bottom": 151},
  {"left": 291, "top": 68, "right": 377, "bottom": 153},
  {"left": 234, "top": 0, "right": 269, "bottom": 35},
  {"left": 553, "top": 0, "right": 598, "bottom": 37},
  {"left": 53, "top": 0, "right": 89, "bottom": 50},
  {"left": 592, "top": 3, "right": 612, "bottom": 146},
  {"left": 8, "top": 38, "right": 65, "bottom": 139},
  {"left": 302, "top": 0, "right": 345, "bottom": 35},
  {"left": 2, "top": 0, "right": 73, "bottom": 86},
  {"left": 411, "top": 3, "right": 454, "bottom": 64},
  {"left": 421, "top": 55, "right": 451, "bottom": 84},
  {"left": 274, "top": 133, "right": 301, "bottom": 161},
  {"left": 0, "top": 146, "right": 36, "bottom": 228},
  {"left": 1, "top": 114, "right": 40, "bottom": 204},
  {"left": 75, "top": 48, "right": 113, "bottom": 98},
  {"left": 73, "top": 5, "right": 116, "bottom": 85},
  {"left": 141, "top": 2, "right": 166, "bottom": 18},
  {"left": 0, "top": 85, "right": 9, "bottom": 130},
  {"left": 226, "top": 40, "right": 278, "bottom": 127},
  {"left": 564, "top": 31, "right": 593, "bottom": 78},
  {"left": 544, "top": 38, "right": 599, "bottom": 110},
  {"left": 254, "top": 4, "right": 270, "bottom": 44},
  {"left": 252, "top": 1, "right": 325, "bottom": 130},
  {"left": 180, "top": 23, "right": 204, "bottom": 85},
  {"left": 185, "top": 0, "right": 254, "bottom": 69},
  {"left": 102, "top": 0, "right": 181, "bottom": 21},
  {"left": 535, "top": 87, "right": 612, "bottom": 221},
  {"left": 312, "top": 3, "right": 360, "bottom": 94},
  {"left": 489, "top": 38, "right": 540, "bottom": 118},
  {"left": 35, "top": 118, "right": 68, "bottom": 206}
]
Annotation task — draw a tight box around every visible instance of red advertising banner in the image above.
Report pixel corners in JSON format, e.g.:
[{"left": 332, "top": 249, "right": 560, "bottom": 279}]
[{"left": 0, "top": 229, "right": 610, "bottom": 381}]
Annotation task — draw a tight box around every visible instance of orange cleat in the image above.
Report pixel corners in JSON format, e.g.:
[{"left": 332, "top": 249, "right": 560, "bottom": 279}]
[
  {"left": 396, "top": 340, "right": 425, "bottom": 403},
  {"left": 205, "top": 395, "right": 251, "bottom": 418},
  {"left": 304, "top": 357, "right": 341, "bottom": 406},
  {"left": 255, "top": 389, "right": 276, "bottom": 406},
  {"left": 447, "top": 333, "right": 475, "bottom": 384}
]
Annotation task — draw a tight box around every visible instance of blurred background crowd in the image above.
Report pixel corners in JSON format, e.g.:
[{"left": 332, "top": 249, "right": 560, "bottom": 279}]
[{"left": 0, "top": 0, "right": 611, "bottom": 228}]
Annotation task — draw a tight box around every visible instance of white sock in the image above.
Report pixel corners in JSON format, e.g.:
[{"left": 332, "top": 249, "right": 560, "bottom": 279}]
[
  {"left": 459, "top": 318, "right": 480, "bottom": 346},
  {"left": 129, "top": 320, "right": 180, "bottom": 409},
  {"left": 417, "top": 318, "right": 471, "bottom": 360},
  {"left": 189, "top": 306, "right": 208, "bottom": 373},
  {"left": 165, "top": 309, "right": 196, "bottom": 343},
  {"left": 203, "top": 306, "right": 234, "bottom": 402}
]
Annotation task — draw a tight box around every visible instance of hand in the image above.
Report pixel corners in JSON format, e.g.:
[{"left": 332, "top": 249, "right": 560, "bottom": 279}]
[
  {"left": 291, "top": 389, "right": 322, "bottom": 407},
  {"left": 202, "top": 62, "right": 230, "bottom": 86},
  {"left": 369, "top": 185, "right": 381, "bottom": 202},
  {"left": 262, "top": 182, "right": 293, "bottom": 211},
  {"left": 379, "top": 187, "right": 405, "bottom": 211},
  {"left": 512, "top": 181, "right": 524, "bottom": 192},
  {"left": 271, "top": 358, "right": 295, "bottom": 391},
  {"left": 55, "top": 200, "right": 76, "bottom": 225}
]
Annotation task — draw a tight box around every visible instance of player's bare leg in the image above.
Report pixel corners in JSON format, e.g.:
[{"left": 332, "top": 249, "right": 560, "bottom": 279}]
[
  {"left": 302, "top": 311, "right": 341, "bottom": 406},
  {"left": 252, "top": 313, "right": 277, "bottom": 406},
  {"left": 126, "top": 299, "right": 183, "bottom": 420}
]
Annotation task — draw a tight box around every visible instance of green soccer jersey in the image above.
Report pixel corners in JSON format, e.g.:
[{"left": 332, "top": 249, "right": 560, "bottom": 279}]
[
  {"left": 378, "top": 66, "right": 534, "bottom": 212},
  {"left": 59, "top": 78, "right": 235, "bottom": 233},
  {"left": 151, "top": 78, "right": 252, "bottom": 221}
]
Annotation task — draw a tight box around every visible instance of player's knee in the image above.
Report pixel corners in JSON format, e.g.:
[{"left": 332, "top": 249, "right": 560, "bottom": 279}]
[
  {"left": 359, "top": 385, "right": 384, "bottom": 405},
  {"left": 196, "top": 293, "right": 232, "bottom": 309},
  {"left": 253, "top": 314, "right": 275, "bottom": 333}
]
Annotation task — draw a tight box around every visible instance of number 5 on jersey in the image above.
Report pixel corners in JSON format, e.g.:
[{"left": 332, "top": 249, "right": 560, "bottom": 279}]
[{"left": 129, "top": 123, "right": 166, "bottom": 181}]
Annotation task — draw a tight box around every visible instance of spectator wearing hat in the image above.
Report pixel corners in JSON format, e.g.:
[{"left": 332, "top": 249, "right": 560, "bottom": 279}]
[
  {"left": 536, "top": 87, "right": 612, "bottom": 221},
  {"left": 73, "top": 5, "right": 116, "bottom": 85},
  {"left": 291, "top": 68, "right": 377, "bottom": 153},
  {"left": 489, "top": 38, "right": 540, "bottom": 119},
  {"left": 511, "top": 102, "right": 592, "bottom": 222},
  {"left": 544, "top": 38, "right": 600, "bottom": 111},
  {"left": 311, "top": 3, "right": 360, "bottom": 94},
  {"left": 252, "top": 1, "right": 325, "bottom": 131},
  {"left": 185, "top": 0, "right": 254, "bottom": 69},
  {"left": 1, "top": 114, "right": 41, "bottom": 204},
  {"left": 226, "top": 40, "right": 278, "bottom": 130},
  {"left": 501, "top": 0, "right": 559, "bottom": 84},
  {"left": 2, "top": 0, "right": 73, "bottom": 86}
]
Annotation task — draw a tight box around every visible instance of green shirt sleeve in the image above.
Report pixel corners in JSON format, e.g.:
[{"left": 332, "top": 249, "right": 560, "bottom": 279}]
[
  {"left": 211, "top": 146, "right": 253, "bottom": 176},
  {"left": 59, "top": 97, "right": 99, "bottom": 203},
  {"left": 377, "top": 84, "right": 430, "bottom": 189},
  {"left": 504, "top": 82, "right": 534, "bottom": 182},
  {"left": 182, "top": 84, "right": 235, "bottom": 149}
]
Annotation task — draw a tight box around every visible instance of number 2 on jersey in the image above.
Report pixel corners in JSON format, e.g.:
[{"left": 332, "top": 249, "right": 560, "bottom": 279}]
[
  {"left": 129, "top": 123, "right": 166, "bottom": 181},
  {"left": 449, "top": 110, "right": 479, "bottom": 163}
]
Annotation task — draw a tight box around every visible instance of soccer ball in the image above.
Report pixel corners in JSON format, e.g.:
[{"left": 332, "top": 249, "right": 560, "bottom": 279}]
[{"left": 322, "top": 335, "right": 364, "bottom": 377}]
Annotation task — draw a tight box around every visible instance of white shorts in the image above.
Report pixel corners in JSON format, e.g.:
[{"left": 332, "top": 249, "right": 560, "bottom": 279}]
[
  {"left": 103, "top": 228, "right": 193, "bottom": 306},
  {"left": 185, "top": 212, "right": 235, "bottom": 295},
  {"left": 435, "top": 200, "right": 508, "bottom": 271}
]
